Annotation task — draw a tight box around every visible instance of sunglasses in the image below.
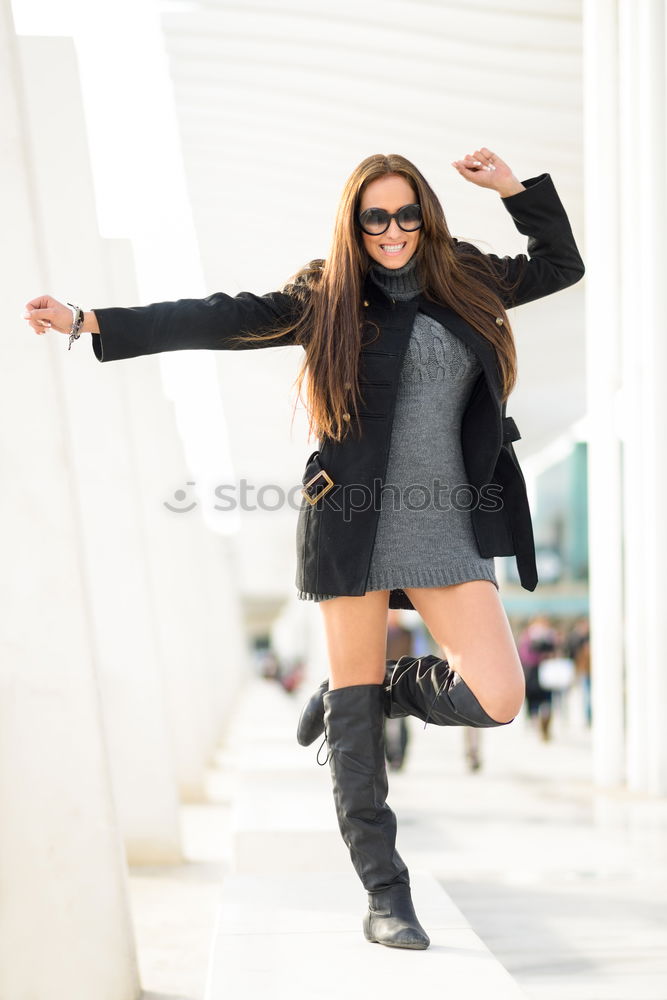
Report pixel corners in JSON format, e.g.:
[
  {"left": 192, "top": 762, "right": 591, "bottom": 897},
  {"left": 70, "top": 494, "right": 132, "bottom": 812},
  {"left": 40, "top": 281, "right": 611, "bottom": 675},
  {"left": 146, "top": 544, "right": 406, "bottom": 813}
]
[{"left": 357, "top": 203, "right": 423, "bottom": 236}]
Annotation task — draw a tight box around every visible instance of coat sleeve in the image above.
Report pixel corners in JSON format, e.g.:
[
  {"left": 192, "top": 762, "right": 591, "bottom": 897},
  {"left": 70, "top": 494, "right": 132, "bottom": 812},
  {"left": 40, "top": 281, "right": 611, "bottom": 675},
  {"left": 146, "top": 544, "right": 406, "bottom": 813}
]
[
  {"left": 90, "top": 288, "right": 304, "bottom": 363},
  {"left": 455, "top": 173, "right": 585, "bottom": 309}
]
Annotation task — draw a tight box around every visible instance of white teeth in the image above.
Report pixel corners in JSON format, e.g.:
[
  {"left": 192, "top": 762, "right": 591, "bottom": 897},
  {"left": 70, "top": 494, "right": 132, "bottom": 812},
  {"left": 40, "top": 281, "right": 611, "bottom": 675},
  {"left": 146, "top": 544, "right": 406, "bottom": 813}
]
[{"left": 380, "top": 243, "right": 406, "bottom": 253}]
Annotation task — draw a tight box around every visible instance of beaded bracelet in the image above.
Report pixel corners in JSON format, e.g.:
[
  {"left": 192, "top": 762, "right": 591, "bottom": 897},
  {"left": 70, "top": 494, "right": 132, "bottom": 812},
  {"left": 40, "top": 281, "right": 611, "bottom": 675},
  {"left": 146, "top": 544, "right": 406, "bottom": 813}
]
[{"left": 66, "top": 302, "right": 85, "bottom": 350}]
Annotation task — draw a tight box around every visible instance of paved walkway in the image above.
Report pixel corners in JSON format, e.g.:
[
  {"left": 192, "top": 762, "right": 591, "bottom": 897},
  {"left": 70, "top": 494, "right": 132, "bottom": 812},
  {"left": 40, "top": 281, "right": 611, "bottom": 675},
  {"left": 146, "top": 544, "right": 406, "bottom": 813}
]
[
  {"left": 128, "top": 677, "right": 667, "bottom": 1000},
  {"left": 390, "top": 695, "right": 667, "bottom": 1000}
]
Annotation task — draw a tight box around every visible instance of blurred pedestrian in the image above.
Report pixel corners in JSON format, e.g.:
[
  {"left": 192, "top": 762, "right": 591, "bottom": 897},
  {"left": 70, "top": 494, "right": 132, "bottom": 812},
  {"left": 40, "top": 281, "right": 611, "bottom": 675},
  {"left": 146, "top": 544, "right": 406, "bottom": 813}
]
[
  {"left": 518, "top": 616, "right": 558, "bottom": 740},
  {"left": 384, "top": 610, "right": 413, "bottom": 771}
]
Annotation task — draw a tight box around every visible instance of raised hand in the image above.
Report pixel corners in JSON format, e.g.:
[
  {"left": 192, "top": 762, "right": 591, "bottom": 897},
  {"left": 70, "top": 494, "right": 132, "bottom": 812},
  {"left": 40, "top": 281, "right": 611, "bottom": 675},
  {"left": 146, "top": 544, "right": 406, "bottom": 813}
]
[{"left": 451, "top": 148, "right": 525, "bottom": 197}]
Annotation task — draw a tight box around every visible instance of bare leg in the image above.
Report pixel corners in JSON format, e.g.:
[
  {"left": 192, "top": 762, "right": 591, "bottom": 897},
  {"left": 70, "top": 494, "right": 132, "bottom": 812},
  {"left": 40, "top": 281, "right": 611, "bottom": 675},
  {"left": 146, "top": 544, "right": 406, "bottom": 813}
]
[{"left": 318, "top": 589, "right": 391, "bottom": 689}]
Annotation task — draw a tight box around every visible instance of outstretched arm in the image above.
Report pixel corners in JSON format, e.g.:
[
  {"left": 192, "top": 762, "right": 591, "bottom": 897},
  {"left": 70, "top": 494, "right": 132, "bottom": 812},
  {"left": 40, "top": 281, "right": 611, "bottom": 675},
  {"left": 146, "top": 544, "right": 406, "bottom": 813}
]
[
  {"left": 89, "top": 288, "right": 304, "bottom": 362},
  {"left": 451, "top": 147, "right": 585, "bottom": 308},
  {"left": 23, "top": 287, "right": 304, "bottom": 362}
]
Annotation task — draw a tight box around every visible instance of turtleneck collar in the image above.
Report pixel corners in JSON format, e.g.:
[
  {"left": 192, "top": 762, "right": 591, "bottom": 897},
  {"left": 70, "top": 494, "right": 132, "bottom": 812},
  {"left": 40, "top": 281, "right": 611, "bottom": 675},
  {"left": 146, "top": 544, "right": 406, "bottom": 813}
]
[{"left": 368, "top": 253, "right": 422, "bottom": 301}]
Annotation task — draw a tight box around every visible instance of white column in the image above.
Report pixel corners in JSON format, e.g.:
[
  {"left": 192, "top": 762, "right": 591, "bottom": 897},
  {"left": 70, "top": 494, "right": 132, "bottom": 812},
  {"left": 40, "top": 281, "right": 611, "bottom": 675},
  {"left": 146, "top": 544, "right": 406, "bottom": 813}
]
[
  {"left": 582, "top": 0, "right": 626, "bottom": 787},
  {"left": 585, "top": 0, "right": 667, "bottom": 796},
  {"left": 17, "top": 34, "right": 183, "bottom": 862},
  {"left": 0, "top": 2, "right": 140, "bottom": 995},
  {"left": 196, "top": 531, "right": 250, "bottom": 740},
  {"left": 635, "top": 0, "right": 667, "bottom": 795},
  {"left": 17, "top": 18, "right": 250, "bottom": 818},
  {"left": 121, "top": 354, "right": 248, "bottom": 799},
  {"left": 618, "top": 0, "right": 650, "bottom": 792}
]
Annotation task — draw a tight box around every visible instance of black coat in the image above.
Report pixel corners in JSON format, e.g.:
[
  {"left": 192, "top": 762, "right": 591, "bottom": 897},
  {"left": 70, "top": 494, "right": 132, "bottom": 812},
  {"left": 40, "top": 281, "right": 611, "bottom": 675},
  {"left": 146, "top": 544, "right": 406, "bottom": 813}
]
[{"left": 91, "top": 172, "right": 584, "bottom": 611}]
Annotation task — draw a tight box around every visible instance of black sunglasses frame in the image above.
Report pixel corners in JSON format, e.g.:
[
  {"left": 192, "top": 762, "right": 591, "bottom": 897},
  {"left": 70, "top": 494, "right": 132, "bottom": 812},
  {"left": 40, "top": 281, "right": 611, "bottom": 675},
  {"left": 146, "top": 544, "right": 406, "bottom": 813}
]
[{"left": 357, "top": 203, "right": 423, "bottom": 236}]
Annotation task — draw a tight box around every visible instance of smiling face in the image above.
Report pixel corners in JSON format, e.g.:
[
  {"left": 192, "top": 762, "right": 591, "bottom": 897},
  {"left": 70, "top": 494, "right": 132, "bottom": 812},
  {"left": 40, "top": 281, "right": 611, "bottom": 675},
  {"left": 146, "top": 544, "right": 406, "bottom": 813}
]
[{"left": 358, "top": 173, "right": 421, "bottom": 269}]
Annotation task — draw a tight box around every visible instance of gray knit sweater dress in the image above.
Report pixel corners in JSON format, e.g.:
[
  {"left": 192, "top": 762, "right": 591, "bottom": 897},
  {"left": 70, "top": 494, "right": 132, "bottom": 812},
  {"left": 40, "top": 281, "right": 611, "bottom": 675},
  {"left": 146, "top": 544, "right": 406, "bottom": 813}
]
[{"left": 297, "top": 255, "right": 498, "bottom": 602}]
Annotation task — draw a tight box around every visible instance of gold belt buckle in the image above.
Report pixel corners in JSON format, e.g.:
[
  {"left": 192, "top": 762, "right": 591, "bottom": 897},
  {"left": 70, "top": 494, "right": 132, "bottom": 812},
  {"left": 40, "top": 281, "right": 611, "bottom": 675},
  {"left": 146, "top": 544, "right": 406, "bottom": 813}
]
[{"left": 301, "top": 468, "right": 335, "bottom": 505}]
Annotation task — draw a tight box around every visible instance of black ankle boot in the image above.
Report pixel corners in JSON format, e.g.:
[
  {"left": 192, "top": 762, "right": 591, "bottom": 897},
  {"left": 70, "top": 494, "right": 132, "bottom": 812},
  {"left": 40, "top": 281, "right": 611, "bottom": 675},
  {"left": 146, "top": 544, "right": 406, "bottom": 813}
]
[
  {"left": 387, "top": 654, "right": 514, "bottom": 728},
  {"left": 296, "top": 661, "right": 397, "bottom": 747},
  {"left": 322, "top": 683, "right": 430, "bottom": 950}
]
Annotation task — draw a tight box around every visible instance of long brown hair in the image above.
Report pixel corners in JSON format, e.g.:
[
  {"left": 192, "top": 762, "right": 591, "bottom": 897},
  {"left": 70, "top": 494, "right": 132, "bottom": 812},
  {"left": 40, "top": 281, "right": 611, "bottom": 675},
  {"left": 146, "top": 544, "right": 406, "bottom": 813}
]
[{"left": 230, "top": 153, "right": 527, "bottom": 443}]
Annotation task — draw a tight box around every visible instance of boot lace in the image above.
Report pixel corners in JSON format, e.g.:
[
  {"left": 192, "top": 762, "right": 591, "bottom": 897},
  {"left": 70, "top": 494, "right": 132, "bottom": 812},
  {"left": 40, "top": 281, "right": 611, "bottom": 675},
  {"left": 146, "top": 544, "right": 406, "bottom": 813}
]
[
  {"left": 316, "top": 721, "right": 331, "bottom": 765},
  {"left": 389, "top": 656, "right": 453, "bottom": 729}
]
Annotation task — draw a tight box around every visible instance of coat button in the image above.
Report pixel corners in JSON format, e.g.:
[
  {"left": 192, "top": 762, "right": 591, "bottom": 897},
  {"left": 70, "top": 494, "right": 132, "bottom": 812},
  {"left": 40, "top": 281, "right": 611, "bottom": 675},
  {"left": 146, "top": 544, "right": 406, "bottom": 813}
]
[
  {"left": 344, "top": 382, "right": 351, "bottom": 389},
  {"left": 363, "top": 300, "right": 370, "bottom": 307},
  {"left": 342, "top": 412, "right": 350, "bottom": 421},
  {"left": 495, "top": 316, "right": 504, "bottom": 325}
]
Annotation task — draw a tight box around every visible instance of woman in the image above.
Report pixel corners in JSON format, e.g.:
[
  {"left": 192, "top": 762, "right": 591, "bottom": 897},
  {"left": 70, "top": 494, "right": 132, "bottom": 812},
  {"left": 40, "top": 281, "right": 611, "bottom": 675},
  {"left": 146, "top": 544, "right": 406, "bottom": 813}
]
[{"left": 23, "top": 148, "right": 585, "bottom": 952}]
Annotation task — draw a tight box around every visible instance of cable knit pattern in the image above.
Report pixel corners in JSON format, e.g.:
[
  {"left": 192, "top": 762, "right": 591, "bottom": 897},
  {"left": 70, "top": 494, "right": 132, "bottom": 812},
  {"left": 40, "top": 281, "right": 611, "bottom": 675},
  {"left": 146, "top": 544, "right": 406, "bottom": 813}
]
[{"left": 297, "top": 257, "right": 497, "bottom": 602}]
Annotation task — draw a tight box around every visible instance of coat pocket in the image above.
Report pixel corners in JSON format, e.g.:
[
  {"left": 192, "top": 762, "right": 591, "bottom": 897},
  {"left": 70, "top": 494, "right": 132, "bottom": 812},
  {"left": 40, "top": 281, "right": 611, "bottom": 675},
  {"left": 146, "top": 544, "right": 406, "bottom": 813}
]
[{"left": 357, "top": 379, "right": 391, "bottom": 417}]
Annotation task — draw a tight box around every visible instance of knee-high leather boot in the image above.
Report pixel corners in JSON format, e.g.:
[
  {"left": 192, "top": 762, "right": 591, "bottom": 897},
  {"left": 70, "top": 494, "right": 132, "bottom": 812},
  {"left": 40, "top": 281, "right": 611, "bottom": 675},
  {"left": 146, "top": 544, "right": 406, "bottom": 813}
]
[
  {"left": 297, "top": 655, "right": 512, "bottom": 746},
  {"left": 386, "top": 654, "right": 514, "bottom": 729},
  {"left": 323, "top": 683, "right": 430, "bottom": 950}
]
